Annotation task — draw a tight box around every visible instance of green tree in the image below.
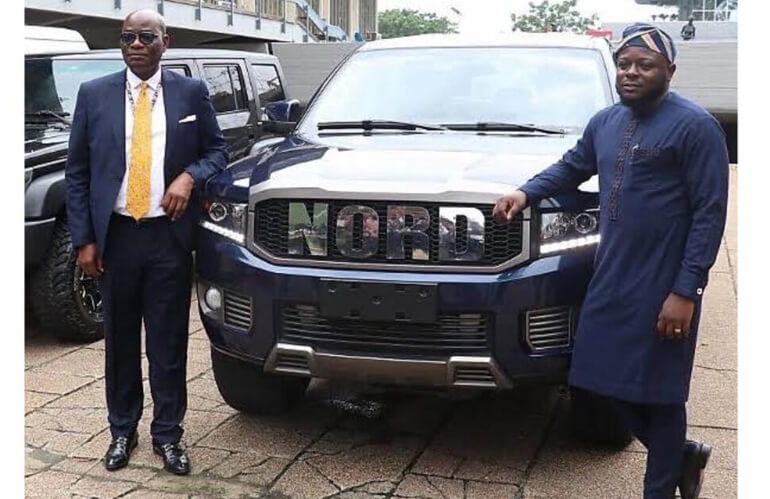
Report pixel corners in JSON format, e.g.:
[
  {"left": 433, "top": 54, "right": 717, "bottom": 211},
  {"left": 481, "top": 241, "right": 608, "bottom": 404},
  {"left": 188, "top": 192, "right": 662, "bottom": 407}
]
[
  {"left": 511, "top": 0, "right": 599, "bottom": 33},
  {"left": 378, "top": 9, "right": 458, "bottom": 39}
]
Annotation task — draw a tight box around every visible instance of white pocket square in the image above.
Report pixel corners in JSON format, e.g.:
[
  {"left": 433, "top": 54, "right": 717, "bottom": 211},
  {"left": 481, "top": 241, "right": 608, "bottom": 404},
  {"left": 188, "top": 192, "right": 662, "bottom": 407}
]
[{"left": 178, "top": 114, "right": 197, "bottom": 124}]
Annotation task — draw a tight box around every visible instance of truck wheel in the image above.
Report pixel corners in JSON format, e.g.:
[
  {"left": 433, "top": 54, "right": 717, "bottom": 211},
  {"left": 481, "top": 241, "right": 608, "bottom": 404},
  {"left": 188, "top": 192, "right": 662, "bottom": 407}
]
[
  {"left": 31, "top": 221, "right": 104, "bottom": 342},
  {"left": 570, "top": 387, "right": 633, "bottom": 450},
  {"left": 211, "top": 347, "right": 308, "bottom": 415}
]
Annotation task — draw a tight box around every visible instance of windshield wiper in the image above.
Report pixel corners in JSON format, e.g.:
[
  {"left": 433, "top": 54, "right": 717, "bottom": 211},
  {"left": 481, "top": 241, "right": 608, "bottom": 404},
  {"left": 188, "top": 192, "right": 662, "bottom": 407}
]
[
  {"left": 317, "top": 120, "right": 449, "bottom": 132},
  {"left": 25, "top": 110, "right": 71, "bottom": 125},
  {"left": 442, "top": 122, "right": 565, "bottom": 135}
]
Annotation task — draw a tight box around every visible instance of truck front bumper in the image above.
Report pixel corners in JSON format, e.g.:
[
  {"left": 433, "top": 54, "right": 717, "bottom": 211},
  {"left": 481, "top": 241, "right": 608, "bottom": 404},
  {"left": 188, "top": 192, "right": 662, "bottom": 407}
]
[{"left": 196, "top": 230, "right": 594, "bottom": 389}]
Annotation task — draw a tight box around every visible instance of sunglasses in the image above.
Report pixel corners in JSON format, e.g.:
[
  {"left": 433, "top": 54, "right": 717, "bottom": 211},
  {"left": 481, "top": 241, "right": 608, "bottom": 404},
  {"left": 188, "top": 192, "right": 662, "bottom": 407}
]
[{"left": 119, "top": 32, "right": 160, "bottom": 46}]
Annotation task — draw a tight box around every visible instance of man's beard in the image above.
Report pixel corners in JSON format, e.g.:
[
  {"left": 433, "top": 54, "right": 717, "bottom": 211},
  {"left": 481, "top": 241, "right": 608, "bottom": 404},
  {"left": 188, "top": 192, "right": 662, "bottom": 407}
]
[{"left": 618, "top": 79, "right": 669, "bottom": 108}]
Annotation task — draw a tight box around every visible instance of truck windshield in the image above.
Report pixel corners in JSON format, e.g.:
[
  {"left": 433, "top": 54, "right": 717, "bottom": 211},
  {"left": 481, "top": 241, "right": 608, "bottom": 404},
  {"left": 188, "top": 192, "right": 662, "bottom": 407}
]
[
  {"left": 26, "top": 58, "right": 125, "bottom": 118},
  {"left": 299, "top": 47, "right": 612, "bottom": 137}
]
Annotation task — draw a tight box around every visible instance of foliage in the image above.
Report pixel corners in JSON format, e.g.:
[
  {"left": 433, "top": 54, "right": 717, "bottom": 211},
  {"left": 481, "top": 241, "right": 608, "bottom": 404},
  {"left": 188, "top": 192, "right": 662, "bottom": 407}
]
[
  {"left": 378, "top": 9, "right": 459, "bottom": 39},
  {"left": 511, "top": 0, "right": 599, "bottom": 33}
]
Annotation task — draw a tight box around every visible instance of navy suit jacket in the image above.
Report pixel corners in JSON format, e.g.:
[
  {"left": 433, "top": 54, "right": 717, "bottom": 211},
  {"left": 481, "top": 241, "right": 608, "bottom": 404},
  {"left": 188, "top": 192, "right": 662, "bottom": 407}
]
[{"left": 65, "top": 69, "right": 228, "bottom": 254}]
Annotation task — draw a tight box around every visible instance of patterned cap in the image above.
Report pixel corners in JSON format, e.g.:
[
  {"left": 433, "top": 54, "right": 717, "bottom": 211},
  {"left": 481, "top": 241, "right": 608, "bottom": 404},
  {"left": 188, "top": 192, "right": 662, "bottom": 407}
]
[{"left": 614, "top": 23, "right": 676, "bottom": 63}]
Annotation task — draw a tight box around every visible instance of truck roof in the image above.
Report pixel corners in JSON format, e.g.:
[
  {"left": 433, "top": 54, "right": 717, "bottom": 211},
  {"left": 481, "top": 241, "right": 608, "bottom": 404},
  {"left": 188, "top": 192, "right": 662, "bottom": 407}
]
[
  {"left": 358, "top": 33, "right": 611, "bottom": 52},
  {"left": 27, "top": 48, "right": 279, "bottom": 62}
]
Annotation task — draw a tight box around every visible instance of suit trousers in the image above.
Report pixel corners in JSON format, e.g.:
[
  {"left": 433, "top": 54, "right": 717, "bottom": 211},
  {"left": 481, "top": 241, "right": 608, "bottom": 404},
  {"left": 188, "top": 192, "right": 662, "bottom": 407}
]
[
  {"left": 99, "top": 213, "right": 192, "bottom": 444},
  {"left": 612, "top": 398, "right": 687, "bottom": 499}
]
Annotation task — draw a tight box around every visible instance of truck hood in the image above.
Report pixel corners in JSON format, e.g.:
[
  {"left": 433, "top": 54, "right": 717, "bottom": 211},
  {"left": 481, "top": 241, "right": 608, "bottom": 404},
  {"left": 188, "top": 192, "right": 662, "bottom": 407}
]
[{"left": 222, "top": 132, "right": 598, "bottom": 201}]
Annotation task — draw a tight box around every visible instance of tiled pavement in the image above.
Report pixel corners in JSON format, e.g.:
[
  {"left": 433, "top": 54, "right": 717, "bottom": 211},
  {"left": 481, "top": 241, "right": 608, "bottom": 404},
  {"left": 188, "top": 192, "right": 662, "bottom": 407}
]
[{"left": 24, "top": 168, "right": 737, "bottom": 498}]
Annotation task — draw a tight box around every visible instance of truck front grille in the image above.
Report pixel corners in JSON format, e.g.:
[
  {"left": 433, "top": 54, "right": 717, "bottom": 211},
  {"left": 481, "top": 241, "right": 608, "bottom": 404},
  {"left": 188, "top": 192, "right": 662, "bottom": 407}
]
[
  {"left": 253, "top": 199, "right": 524, "bottom": 267},
  {"left": 524, "top": 306, "right": 573, "bottom": 352},
  {"left": 278, "top": 304, "right": 491, "bottom": 357}
]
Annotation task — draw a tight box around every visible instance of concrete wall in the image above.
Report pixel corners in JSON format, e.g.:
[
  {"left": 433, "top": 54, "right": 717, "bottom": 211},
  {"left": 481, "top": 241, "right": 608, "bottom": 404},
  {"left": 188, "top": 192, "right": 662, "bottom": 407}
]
[{"left": 272, "top": 41, "right": 360, "bottom": 101}]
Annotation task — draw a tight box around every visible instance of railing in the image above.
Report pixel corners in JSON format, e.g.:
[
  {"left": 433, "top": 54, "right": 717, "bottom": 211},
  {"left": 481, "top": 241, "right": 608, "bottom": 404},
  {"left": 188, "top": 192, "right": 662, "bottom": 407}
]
[{"left": 167, "top": 0, "right": 348, "bottom": 40}]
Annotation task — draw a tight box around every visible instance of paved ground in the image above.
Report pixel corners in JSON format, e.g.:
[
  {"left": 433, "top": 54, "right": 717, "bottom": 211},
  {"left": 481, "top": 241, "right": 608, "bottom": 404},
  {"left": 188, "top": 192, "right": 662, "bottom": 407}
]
[{"left": 25, "top": 168, "right": 737, "bottom": 499}]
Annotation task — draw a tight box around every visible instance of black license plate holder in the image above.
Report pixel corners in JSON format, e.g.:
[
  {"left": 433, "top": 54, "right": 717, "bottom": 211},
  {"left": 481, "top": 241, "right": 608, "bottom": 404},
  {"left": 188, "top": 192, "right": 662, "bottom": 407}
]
[{"left": 319, "top": 280, "right": 438, "bottom": 323}]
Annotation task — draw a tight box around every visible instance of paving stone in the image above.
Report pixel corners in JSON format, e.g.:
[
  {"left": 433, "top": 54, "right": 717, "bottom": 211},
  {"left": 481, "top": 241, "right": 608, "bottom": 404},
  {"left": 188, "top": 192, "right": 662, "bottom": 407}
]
[
  {"left": 198, "top": 410, "right": 334, "bottom": 458},
  {"left": 25, "top": 371, "right": 94, "bottom": 396},
  {"left": 35, "top": 348, "right": 106, "bottom": 379},
  {"left": 181, "top": 409, "right": 234, "bottom": 446},
  {"left": 357, "top": 481, "right": 396, "bottom": 494},
  {"left": 29, "top": 407, "right": 108, "bottom": 434},
  {"left": 69, "top": 428, "right": 111, "bottom": 460},
  {"left": 24, "top": 338, "right": 81, "bottom": 369},
  {"left": 335, "top": 492, "right": 387, "bottom": 499},
  {"left": 144, "top": 473, "right": 261, "bottom": 498},
  {"left": 394, "top": 474, "right": 464, "bottom": 499},
  {"left": 24, "top": 470, "right": 80, "bottom": 498},
  {"left": 50, "top": 457, "right": 100, "bottom": 475},
  {"left": 236, "top": 456, "right": 292, "bottom": 487},
  {"left": 25, "top": 445, "right": 62, "bottom": 476},
  {"left": 47, "top": 379, "right": 107, "bottom": 409},
  {"left": 84, "top": 339, "right": 106, "bottom": 351},
  {"left": 209, "top": 451, "right": 267, "bottom": 478},
  {"left": 186, "top": 361, "right": 212, "bottom": 382},
  {"left": 453, "top": 458, "right": 525, "bottom": 484},
  {"left": 411, "top": 448, "right": 464, "bottom": 477},
  {"left": 187, "top": 446, "right": 231, "bottom": 475},
  {"left": 29, "top": 427, "right": 94, "bottom": 455},
  {"left": 307, "top": 436, "right": 423, "bottom": 490},
  {"left": 123, "top": 489, "right": 191, "bottom": 499},
  {"left": 465, "top": 481, "right": 519, "bottom": 499},
  {"left": 68, "top": 475, "right": 139, "bottom": 498},
  {"left": 270, "top": 461, "right": 340, "bottom": 499},
  {"left": 523, "top": 447, "right": 645, "bottom": 499},
  {"left": 25, "top": 390, "right": 59, "bottom": 414},
  {"left": 85, "top": 462, "right": 159, "bottom": 483},
  {"left": 688, "top": 367, "right": 737, "bottom": 429}
]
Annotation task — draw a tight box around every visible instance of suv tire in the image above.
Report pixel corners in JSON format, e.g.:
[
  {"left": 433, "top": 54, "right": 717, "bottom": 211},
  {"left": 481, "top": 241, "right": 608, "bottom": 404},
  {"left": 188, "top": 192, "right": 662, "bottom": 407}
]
[
  {"left": 570, "top": 387, "right": 633, "bottom": 449},
  {"left": 31, "top": 220, "right": 104, "bottom": 342},
  {"left": 211, "top": 347, "right": 308, "bottom": 415}
]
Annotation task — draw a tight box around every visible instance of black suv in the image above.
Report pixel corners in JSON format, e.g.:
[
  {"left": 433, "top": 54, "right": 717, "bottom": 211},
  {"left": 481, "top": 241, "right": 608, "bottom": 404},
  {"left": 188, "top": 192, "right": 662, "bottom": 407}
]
[{"left": 25, "top": 48, "right": 289, "bottom": 341}]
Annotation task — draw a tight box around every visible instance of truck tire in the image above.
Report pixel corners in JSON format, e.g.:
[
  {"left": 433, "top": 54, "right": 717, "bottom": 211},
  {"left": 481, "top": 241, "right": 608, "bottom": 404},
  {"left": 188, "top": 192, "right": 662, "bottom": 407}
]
[
  {"left": 31, "top": 220, "right": 104, "bottom": 342},
  {"left": 211, "top": 347, "right": 308, "bottom": 415},
  {"left": 570, "top": 387, "right": 633, "bottom": 450}
]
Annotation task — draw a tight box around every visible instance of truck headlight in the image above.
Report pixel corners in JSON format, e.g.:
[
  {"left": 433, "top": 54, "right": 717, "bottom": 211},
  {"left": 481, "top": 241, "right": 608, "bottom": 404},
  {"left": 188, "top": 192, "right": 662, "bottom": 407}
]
[
  {"left": 200, "top": 201, "right": 247, "bottom": 245},
  {"left": 539, "top": 210, "right": 600, "bottom": 255}
]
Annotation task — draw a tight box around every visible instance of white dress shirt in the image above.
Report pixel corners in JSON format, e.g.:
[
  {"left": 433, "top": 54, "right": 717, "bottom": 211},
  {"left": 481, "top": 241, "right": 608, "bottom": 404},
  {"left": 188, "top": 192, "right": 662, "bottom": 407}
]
[{"left": 114, "top": 67, "right": 167, "bottom": 218}]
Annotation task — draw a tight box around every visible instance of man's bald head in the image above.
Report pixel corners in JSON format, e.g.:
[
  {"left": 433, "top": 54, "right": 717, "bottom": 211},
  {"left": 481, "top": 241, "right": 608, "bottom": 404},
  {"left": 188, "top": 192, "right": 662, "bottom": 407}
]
[
  {"left": 120, "top": 9, "right": 170, "bottom": 80},
  {"left": 123, "top": 9, "right": 167, "bottom": 34}
]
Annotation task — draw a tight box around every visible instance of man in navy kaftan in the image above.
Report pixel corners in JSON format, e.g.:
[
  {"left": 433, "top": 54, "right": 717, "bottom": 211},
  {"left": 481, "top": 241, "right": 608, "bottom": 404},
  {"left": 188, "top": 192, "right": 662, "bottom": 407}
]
[{"left": 494, "top": 24, "right": 728, "bottom": 499}]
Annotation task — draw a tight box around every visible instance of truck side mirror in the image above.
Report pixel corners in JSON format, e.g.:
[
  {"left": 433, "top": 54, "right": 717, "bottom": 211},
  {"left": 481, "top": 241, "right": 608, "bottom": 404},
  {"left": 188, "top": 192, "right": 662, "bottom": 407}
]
[
  {"left": 265, "top": 99, "right": 305, "bottom": 123},
  {"left": 263, "top": 99, "right": 305, "bottom": 136}
]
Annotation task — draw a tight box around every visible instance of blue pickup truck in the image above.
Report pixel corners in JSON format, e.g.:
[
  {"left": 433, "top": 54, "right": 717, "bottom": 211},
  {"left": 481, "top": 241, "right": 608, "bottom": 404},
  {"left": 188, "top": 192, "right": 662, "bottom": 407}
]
[{"left": 196, "top": 33, "right": 630, "bottom": 446}]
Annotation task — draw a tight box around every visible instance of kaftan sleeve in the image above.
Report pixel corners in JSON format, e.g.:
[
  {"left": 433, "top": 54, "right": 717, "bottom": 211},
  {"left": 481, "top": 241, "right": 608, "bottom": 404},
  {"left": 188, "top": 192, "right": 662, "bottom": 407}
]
[
  {"left": 518, "top": 115, "right": 599, "bottom": 205},
  {"left": 670, "top": 116, "right": 730, "bottom": 300}
]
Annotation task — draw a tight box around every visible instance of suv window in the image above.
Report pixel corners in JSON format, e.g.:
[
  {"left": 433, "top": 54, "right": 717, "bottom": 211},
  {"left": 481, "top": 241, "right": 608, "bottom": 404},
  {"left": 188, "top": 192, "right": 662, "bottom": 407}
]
[
  {"left": 163, "top": 64, "right": 191, "bottom": 77},
  {"left": 25, "top": 58, "right": 125, "bottom": 116},
  {"left": 202, "top": 64, "right": 247, "bottom": 114},
  {"left": 251, "top": 64, "right": 286, "bottom": 105}
]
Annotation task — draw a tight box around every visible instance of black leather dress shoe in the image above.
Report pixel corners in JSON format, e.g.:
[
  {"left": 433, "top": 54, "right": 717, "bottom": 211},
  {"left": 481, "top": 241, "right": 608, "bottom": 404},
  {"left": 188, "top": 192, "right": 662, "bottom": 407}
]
[
  {"left": 153, "top": 441, "right": 190, "bottom": 475},
  {"left": 104, "top": 432, "right": 138, "bottom": 471},
  {"left": 679, "top": 439, "right": 712, "bottom": 499}
]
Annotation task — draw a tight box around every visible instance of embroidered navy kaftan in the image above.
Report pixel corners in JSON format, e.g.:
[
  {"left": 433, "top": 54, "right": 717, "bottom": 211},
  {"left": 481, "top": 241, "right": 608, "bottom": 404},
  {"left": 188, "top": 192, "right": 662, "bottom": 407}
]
[{"left": 520, "top": 93, "right": 729, "bottom": 404}]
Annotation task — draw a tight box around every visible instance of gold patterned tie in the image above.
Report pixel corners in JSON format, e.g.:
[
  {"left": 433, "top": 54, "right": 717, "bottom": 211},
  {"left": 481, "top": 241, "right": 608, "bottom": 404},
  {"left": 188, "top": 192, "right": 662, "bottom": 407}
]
[{"left": 126, "top": 82, "right": 152, "bottom": 220}]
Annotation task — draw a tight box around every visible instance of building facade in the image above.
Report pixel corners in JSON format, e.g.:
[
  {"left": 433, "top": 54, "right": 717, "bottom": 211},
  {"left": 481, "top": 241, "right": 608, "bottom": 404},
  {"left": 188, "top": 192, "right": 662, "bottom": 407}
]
[{"left": 25, "top": 0, "right": 378, "bottom": 48}]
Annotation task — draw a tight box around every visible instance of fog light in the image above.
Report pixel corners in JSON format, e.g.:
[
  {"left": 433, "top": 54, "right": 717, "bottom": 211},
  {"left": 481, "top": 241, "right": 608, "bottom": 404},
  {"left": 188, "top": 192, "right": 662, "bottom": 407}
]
[{"left": 204, "top": 288, "right": 222, "bottom": 311}]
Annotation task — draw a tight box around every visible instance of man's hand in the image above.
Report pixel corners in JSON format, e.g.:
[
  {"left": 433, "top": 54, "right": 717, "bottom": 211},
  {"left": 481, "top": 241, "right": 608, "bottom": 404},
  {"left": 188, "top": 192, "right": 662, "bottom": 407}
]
[
  {"left": 77, "top": 243, "right": 103, "bottom": 277},
  {"left": 493, "top": 190, "right": 528, "bottom": 224},
  {"left": 656, "top": 292, "right": 696, "bottom": 340},
  {"left": 161, "top": 172, "right": 195, "bottom": 222}
]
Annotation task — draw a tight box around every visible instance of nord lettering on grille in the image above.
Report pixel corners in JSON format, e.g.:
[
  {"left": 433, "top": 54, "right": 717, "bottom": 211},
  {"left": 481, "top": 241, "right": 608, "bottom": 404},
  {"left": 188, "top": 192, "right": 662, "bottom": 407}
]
[{"left": 287, "top": 202, "right": 485, "bottom": 261}]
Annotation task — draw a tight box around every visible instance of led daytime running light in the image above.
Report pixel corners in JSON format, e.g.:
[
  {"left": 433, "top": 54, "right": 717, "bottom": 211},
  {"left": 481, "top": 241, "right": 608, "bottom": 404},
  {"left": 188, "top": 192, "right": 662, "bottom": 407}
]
[
  {"left": 540, "top": 234, "right": 601, "bottom": 254},
  {"left": 200, "top": 220, "right": 245, "bottom": 244}
]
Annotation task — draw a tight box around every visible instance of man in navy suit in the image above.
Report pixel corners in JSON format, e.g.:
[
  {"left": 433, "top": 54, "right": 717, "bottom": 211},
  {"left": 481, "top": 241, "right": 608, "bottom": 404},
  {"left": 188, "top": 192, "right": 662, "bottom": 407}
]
[{"left": 65, "top": 10, "right": 227, "bottom": 475}]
